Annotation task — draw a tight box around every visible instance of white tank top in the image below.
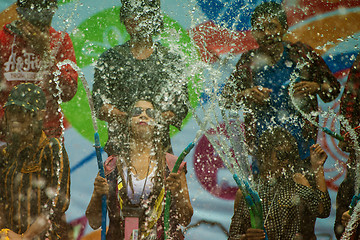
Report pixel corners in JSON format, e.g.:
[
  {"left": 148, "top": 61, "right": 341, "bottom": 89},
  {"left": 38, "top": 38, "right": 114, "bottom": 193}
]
[{"left": 123, "top": 167, "right": 156, "bottom": 204}]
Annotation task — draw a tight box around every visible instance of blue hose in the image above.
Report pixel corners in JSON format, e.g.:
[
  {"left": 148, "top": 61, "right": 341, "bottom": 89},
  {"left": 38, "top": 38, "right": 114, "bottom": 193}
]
[{"left": 95, "top": 132, "right": 107, "bottom": 240}]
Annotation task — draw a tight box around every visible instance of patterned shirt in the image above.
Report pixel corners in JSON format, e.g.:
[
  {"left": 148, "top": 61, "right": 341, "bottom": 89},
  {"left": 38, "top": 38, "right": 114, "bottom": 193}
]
[
  {"left": 228, "top": 177, "right": 331, "bottom": 240},
  {"left": 0, "top": 132, "right": 70, "bottom": 239}
]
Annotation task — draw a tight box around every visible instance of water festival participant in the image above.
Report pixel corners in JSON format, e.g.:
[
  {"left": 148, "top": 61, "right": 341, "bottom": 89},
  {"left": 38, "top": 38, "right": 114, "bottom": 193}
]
[
  {"left": 0, "top": 83, "right": 71, "bottom": 240},
  {"left": 92, "top": 0, "right": 188, "bottom": 156},
  {"left": 228, "top": 127, "right": 330, "bottom": 240},
  {"left": 86, "top": 99, "right": 193, "bottom": 239},
  {"left": 0, "top": 0, "right": 78, "bottom": 139},
  {"left": 222, "top": 2, "right": 340, "bottom": 161},
  {"left": 222, "top": 3, "right": 339, "bottom": 237}
]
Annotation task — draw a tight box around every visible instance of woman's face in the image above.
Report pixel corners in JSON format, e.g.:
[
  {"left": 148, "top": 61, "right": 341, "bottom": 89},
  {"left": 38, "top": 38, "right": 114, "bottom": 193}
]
[{"left": 130, "top": 100, "right": 156, "bottom": 138}]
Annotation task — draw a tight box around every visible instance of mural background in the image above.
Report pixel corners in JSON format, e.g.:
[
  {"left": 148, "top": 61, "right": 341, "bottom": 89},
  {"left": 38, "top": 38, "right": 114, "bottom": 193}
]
[{"left": 1, "top": 0, "right": 360, "bottom": 239}]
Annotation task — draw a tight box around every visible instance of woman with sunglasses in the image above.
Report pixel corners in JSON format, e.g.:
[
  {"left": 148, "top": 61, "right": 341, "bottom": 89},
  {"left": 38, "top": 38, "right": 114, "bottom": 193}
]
[
  {"left": 228, "top": 127, "right": 331, "bottom": 240},
  {"left": 86, "top": 99, "right": 193, "bottom": 240}
]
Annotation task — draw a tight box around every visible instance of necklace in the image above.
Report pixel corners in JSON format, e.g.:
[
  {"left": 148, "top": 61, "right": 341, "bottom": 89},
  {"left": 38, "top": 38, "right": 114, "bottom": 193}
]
[{"left": 126, "top": 156, "right": 153, "bottom": 203}]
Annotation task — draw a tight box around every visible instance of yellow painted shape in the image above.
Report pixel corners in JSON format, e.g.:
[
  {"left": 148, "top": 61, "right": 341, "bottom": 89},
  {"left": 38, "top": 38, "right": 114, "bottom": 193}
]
[
  {"left": 0, "top": 4, "right": 18, "bottom": 28},
  {"left": 285, "top": 11, "right": 360, "bottom": 54}
]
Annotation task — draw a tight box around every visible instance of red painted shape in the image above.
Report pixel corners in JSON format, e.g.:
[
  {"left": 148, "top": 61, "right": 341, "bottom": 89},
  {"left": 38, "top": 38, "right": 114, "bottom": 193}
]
[
  {"left": 334, "top": 69, "right": 350, "bottom": 79},
  {"left": 191, "top": 1, "right": 360, "bottom": 63},
  {"left": 193, "top": 123, "right": 240, "bottom": 200},
  {"left": 190, "top": 21, "right": 258, "bottom": 63},
  {"left": 63, "top": 116, "right": 71, "bottom": 129},
  {"left": 69, "top": 215, "right": 88, "bottom": 240}
]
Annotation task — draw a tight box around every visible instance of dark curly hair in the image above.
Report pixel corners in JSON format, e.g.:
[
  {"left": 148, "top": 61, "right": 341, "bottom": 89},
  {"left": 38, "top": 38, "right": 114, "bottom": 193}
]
[
  {"left": 119, "top": 0, "right": 163, "bottom": 35},
  {"left": 256, "top": 126, "right": 300, "bottom": 169},
  {"left": 115, "top": 98, "right": 167, "bottom": 238},
  {"left": 17, "top": 0, "right": 57, "bottom": 9}
]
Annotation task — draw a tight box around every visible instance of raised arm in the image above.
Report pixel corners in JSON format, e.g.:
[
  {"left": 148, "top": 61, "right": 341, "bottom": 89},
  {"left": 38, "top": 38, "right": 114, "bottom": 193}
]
[
  {"left": 52, "top": 32, "right": 78, "bottom": 102},
  {"left": 296, "top": 43, "right": 340, "bottom": 103},
  {"left": 293, "top": 144, "right": 330, "bottom": 219},
  {"left": 310, "top": 144, "right": 331, "bottom": 218},
  {"left": 39, "top": 31, "right": 78, "bottom": 102}
]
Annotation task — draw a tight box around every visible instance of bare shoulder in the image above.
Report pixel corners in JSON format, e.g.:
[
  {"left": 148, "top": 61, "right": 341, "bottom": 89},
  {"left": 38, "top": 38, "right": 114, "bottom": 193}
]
[{"left": 292, "top": 173, "right": 310, "bottom": 187}]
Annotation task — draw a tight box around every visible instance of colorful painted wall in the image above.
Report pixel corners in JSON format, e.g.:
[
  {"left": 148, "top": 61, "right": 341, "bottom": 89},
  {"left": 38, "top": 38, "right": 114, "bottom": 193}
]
[{"left": 1, "top": 0, "right": 360, "bottom": 239}]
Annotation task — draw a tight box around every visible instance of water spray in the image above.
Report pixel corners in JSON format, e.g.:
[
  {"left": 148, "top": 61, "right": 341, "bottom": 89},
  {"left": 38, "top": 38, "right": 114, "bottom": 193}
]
[
  {"left": 55, "top": 60, "right": 107, "bottom": 240},
  {"left": 186, "top": 57, "right": 267, "bottom": 237},
  {"left": 287, "top": 61, "right": 360, "bottom": 237}
]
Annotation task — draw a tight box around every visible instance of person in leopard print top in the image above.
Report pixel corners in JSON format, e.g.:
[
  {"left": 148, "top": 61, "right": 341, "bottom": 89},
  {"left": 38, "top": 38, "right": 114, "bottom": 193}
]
[{"left": 228, "top": 127, "right": 331, "bottom": 240}]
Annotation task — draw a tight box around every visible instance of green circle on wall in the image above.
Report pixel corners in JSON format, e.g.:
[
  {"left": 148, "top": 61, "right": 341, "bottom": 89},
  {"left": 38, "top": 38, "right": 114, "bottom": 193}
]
[{"left": 62, "top": 6, "right": 201, "bottom": 146}]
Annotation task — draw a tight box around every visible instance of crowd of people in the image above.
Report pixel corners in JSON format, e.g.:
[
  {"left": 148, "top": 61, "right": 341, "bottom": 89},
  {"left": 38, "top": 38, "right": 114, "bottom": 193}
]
[{"left": 0, "top": 0, "right": 359, "bottom": 239}]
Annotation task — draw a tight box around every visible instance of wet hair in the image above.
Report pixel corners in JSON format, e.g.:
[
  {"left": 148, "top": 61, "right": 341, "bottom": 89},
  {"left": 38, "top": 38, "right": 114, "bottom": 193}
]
[
  {"left": 119, "top": 0, "right": 163, "bottom": 35},
  {"left": 256, "top": 126, "right": 300, "bottom": 167},
  {"left": 116, "top": 99, "right": 167, "bottom": 234},
  {"left": 17, "top": 0, "right": 58, "bottom": 9},
  {"left": 251, "top": 2, "right": 288, "bottom": 30}
]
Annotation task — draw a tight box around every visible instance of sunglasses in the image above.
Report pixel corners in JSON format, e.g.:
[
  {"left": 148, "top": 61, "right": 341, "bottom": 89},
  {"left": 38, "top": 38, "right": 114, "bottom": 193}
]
[{"left": 131, "top": 107, "right": 156, "bottom": 118}]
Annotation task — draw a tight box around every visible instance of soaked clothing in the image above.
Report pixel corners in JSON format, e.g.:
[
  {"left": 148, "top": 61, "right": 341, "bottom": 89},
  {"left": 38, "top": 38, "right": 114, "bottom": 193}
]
[
  {"left": 103, "top": 153, "right": 186, "bottom": 240},
  {"left": 252, "top": 45, "right": 313, "bottom": 159},
  {"left": 228, "top": 177, "right": 331, "bottom": 240},
  {"left": 0, "top": 132, "right": 71, "bottom": 239},
  {"left": 299, "top": 174, "right": 329, "bottom": 240},
  {"left": 223, "top": 41, "right": 340, "bottom": 152},
  {"left": 93, "top": 42, "right": 188, "bottom": 155},
  {"left": 123, "top": 166, "right": 156, "bottom": 204},
  {"left": 0, "top": 22, "right": 78, "bottom": 138}
]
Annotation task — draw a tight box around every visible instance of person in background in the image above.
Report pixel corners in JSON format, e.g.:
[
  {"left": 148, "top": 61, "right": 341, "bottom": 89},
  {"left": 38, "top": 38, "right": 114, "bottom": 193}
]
[
  {"left": 228, "top": 127, "right": 331, "bottom": 240},
  {"left": 222, "top": 3, "right": 339, "bottom": 237},
  {"left": 0, "top": 83, "right": 71, "bottom": 240},
  {"left": 0, "top": 0, "right": 78, "bottom": 140},
  {"left": 222, "top": 2, "right": 340, "bottom": 161},
  {"left": 335, "top": 53, "right": 360, "bottom": 239},
  {"left": 92, "top": 0, "right": 188, "bottom": 156},
  {"left": 86, "top": 99, "right": 193, "bottom": 239}
]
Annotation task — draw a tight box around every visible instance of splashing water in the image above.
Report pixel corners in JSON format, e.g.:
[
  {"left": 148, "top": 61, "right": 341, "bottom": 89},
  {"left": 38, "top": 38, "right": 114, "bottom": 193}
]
[
  {"left": 285, "top": 57, "right": 360, "bottom": 237},
  {"left": 33, "top": 0, "right": 360, "bottom": 238},
  {"left": 341, "top": 200, "right": 360, "bottom": 240},
  {"left": 30, "top": 0, "right": 82, "bottom": 231},
  {"left": 188, "top": 49, "right": 255, "bottom": 188},
  {"left": 286, "top": 61, "right": 360, "bottom": 190},
  {"left": 54, "top": 59, "right": 98, "bottom": 132}
]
